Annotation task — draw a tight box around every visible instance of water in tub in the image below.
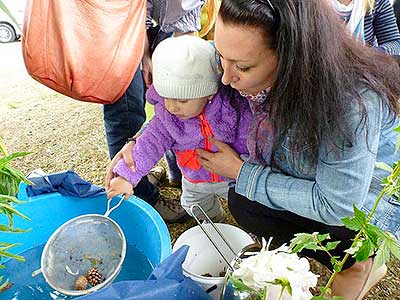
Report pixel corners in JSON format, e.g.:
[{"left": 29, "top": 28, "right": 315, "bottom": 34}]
[{"left": 1, "top": 243, "right": 153, "bottom": 299}]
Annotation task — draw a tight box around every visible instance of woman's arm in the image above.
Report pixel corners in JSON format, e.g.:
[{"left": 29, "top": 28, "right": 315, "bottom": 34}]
[
  {"left": 235, "top": 89, "right": 385, "bottom": 225},
  {"left": 372, "top": 0, "right": 400, "bottom": 55}
]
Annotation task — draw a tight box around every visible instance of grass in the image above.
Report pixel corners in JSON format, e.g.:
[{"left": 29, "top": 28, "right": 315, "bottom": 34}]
[{"left": 0, "top": 43, "right": 399, "bottom": 299}]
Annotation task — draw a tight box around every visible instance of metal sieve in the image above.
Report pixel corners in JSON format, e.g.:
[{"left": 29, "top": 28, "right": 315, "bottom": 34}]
[{"left": 35, "top": 196, "right": 126, "bottom": 296}]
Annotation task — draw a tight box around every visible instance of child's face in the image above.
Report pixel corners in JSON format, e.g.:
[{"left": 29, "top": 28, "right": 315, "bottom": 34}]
[{"left": 164, "top": 96, "right": 212, "bottom": 119}]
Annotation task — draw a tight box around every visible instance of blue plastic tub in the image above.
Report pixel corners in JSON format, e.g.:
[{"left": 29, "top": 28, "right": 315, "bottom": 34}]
[{"left": 0, "top": 183, "right": 171, "bottom": 298}]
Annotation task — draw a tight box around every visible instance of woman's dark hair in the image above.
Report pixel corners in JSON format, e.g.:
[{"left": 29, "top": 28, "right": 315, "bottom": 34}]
[{"left": 219, "top": 0, "right": 400, "bottom": 163}]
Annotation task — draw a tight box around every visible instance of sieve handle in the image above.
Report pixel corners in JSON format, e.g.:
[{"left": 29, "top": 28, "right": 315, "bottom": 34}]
[
  {"left": 190, "top": 204, "right": 236, "bottom": 271},
  {"left": 104, "top": 195, "right": 125, "bottom": 217}
]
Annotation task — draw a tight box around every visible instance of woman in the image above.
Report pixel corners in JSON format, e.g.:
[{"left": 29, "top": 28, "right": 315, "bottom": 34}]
[
  {"left": 330, "top": 0, "right": 400, "bottom": 55},
  {"left": 195, "top": 0, "right": 400, "bottom": 299},
  {"left": 106, "top": 0, "right": 400, "bottom": 298}
]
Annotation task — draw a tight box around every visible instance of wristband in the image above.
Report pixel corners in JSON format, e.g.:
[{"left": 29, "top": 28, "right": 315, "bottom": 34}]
[{"left": 126, "top": 137, "right": 136, "bottom": 144}]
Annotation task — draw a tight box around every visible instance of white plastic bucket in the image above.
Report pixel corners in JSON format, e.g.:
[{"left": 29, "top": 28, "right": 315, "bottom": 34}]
[{"left": 172, "top": 223, "right": 254, "bottom": 299}]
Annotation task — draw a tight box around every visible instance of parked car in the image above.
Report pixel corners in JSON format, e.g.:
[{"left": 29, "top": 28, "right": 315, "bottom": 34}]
[{"left": 0, "top": 0, "right": 26, "bottom": 43}]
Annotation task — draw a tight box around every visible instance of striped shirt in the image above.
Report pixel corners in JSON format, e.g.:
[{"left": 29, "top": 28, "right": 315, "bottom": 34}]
[
  {"left": 340, "top": 0, "right": 400, "bottom": 55},
  {"left": 146, "top": 0, "right": 204, "bottom": 33}
]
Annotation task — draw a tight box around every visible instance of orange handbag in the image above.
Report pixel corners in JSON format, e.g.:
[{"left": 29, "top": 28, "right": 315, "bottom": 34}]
[{"left": 22, "top": 0, "right": 146, "bottom": 104}]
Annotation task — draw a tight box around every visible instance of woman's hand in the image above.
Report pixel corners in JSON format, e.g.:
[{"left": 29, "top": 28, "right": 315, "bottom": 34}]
[
  {"left": 196, "top": 138, "right": 244, "bottom": 179},
  {"left": 142, "top": 54, "right": 153, "bottom": 89},
  {"left": 142, "top": 34, "right": 153, "bottom": 89},
  {"left": 107, "top": 176, "right": 133, "bottom": 200},
  {"left": 105, "top": 140, "right": 136, "bottom": 190}
]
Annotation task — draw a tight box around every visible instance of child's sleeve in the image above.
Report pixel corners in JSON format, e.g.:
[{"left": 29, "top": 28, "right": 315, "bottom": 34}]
[{"left": 113, "top": 116, "right": 175, "bottom": 186}]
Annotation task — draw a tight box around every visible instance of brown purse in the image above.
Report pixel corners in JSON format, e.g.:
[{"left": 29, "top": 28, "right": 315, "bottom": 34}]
[{"left": 22, "top": 0, "right": 146, "bottom": 104}]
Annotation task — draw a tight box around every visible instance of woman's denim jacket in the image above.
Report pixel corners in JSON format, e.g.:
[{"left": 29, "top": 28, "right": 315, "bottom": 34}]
[{"left": 236, "top": 88, "right": 400, "bottom": 239}]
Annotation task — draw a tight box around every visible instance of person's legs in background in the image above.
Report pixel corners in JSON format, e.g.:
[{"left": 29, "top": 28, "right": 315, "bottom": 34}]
[
  {"left": 103, "top": 60, "right": 187, "bottom": 222},
  {"left": 165, "top": 150, "right": 182, "bottom": 187},
  {"left": 103, "top": 68, "right": 160, "bottom": 205},
  {"left": 148, "top": 26, "right": 183, "bottom": 188}
]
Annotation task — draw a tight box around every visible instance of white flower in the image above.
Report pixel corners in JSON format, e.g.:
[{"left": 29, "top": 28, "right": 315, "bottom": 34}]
[{"left": 232, "top": 238, "right": 318, "bottom": 300}]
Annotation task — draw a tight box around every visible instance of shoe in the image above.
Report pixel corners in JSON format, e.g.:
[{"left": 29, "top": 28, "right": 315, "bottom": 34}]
[
  {"left": 153, "top": 196, "right": 189, "bottom": 223},
  {"left": 147, "top": 166, "right": 166, "bottom": 186},
  {"left": 355, "top": 262, "right": 387, "bottom": 300}
]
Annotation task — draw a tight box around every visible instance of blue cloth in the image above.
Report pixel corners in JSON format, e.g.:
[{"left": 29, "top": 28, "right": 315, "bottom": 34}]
[
  {"left": 76, "top": 246, "right": 212, "bottom": 300},
  {"left": 26, "top": 170, "right": 105, "bottom": 198}
]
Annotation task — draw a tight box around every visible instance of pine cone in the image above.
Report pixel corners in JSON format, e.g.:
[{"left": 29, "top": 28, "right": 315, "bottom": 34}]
[
  {"left": 75, "top": 275, "right": 88, "bottom": 290},
  {"left": 86, "top": 267, "right": 103, "bottom": 286}
]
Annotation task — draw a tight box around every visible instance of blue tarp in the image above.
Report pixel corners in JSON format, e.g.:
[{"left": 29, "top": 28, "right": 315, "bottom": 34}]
[
  {"left": 76, "top": 246, "right": 212, "bottom": 300},
  {"left": 26, "top": 169, "right": 105, "bottom": 198}
]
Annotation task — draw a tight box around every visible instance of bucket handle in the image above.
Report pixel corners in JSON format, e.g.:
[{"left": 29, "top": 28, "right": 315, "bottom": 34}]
[
  {"left": 189, "top": 204, "right": 236, "bottom": 271},
  {"left": 104, "top": 195, "right": 125, "bottom": 217}
]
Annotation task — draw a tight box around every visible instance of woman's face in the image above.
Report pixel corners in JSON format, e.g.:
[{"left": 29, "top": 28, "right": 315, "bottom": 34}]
[{"left": 214, "top": 17, "right": 278, "bottom": 95}]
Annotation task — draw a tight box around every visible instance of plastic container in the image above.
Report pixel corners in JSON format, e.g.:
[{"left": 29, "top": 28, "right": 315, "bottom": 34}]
[
  {"left": 172, "top": 223, "right": 254, "bottom": 299},
  {"left": 0, "top": 183, "right": 171, "bottom": 286}
]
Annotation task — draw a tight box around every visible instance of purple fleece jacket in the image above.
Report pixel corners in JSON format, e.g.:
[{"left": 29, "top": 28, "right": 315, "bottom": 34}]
[{"left": 113, "top": 85, "right": 252, "bottom": 185}]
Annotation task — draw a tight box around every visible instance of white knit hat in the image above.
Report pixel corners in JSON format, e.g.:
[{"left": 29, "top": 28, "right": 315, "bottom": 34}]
[{"left": 152, "top": 35, "right": 220, "bottom": 99}]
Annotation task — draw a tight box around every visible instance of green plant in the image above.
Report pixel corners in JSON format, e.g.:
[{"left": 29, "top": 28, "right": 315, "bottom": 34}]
[{"left": 0, "top": 136, "right": 31, "bottom": 291}]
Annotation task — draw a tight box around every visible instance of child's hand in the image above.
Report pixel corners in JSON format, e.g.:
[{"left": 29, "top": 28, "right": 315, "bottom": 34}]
[{"left": 107, "top": 176, "right": 133, "bottom": 200}]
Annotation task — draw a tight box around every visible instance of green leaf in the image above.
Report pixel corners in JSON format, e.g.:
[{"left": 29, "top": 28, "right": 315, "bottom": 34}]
[
  {"left": 330, "top": 256, "right": 341, "bottom": 267},
  {"left": 375, "top": 162, "right": 394, "bottom": 173},
  {"left": 0, "top": 152, "right": 32, "bottom": 170},
  {"left": 353, "top": 206, "right": 367, "bottom": 225},
  {"left": 229, "top": 276, "right": 257, "bottom": 293},
  {"left": 341, "top": 216, "right": 362, "bottom": 231},
  {"left": 374, "top": 240, "right": 391, "bottom": 267},
  {"left": 0, "top": 203, "right": 30, "bottom": 221},
  {"left": 345, "top": 240, "right": 362, "bottom": 255},
  {"left": 0, "top": 278, "right": 10, "bottom": 292},
  {"left": 289, "top": 233, "right": 315, "bottom": 253},
  {"left": 0, "top": 225, "right": 30, "bottom": 233},
  {"left": 364, "top": 224, "right": 380, "bottom": 245},
  {"left": 385, "top": 235, "right": 400, "bottom": 261},
  {"left": 326, "top": 241, "right": 341, "bottom": 251},
  {"left": 354, "top": 239, "right": 372, "bottom": 262},
  {"left": 0, "top": 250, "right": 25, "bottom": 261},
  {"left": 333, "top": 263, "right": 342, "bottom": 272},
  {"left": 316, "top": 233, "right": 331, "bottom": 243}
]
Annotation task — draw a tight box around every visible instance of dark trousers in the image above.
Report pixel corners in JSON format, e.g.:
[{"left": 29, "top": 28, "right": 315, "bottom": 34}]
[
  {"left": 103, "top": 68, "right": 159, "bottom": 205},
  {"left": 228, "top": 188, "right": 356, "bottom": 270}
]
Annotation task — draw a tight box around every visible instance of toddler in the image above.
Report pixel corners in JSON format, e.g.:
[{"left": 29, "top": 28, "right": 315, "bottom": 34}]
[{"left": 108, "top": 35, "right": 252, "bottom": 222}]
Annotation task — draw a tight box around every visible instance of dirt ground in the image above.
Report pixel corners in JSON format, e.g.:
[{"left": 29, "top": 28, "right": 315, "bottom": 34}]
[{"left": 1, "top": 42, "right": 399, "bottom": 299}]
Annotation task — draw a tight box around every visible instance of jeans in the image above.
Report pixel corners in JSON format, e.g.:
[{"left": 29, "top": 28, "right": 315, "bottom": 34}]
[
  {"left": 148, "top": 26, "right": 182, "bottom": 182},
  {"left": 103, "top": 68, "right": 159, "bottom": 205},
  {"left": 165, "top": 150, "right": 182, "bottom": 181},
  {"left": 228, "top": 187, "right": 356, "bottom": 270}
]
